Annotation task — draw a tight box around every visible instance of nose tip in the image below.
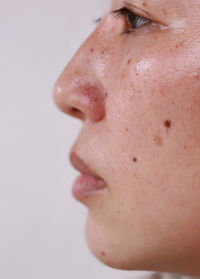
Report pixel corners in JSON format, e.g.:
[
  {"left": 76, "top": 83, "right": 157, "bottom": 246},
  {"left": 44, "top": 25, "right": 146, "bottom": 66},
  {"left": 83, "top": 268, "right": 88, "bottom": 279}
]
[
  {"left": 53, "top": 75, "right": 107, "bottom": 122},
  {"left": 53, "top": 82, "right": 86, "bottom": 121}
]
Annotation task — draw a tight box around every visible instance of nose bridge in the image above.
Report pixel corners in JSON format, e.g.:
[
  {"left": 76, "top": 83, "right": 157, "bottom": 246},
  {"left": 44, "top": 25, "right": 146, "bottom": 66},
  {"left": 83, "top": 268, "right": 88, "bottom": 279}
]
[{"left": 53, "top": 26, "right": 108, "bottom": 122}]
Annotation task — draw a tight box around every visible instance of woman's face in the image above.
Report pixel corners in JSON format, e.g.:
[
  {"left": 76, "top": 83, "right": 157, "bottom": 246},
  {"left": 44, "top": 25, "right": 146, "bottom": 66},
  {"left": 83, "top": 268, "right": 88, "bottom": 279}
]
[{"left": 53, "top": 0, "right": 200, "bottom": 276}]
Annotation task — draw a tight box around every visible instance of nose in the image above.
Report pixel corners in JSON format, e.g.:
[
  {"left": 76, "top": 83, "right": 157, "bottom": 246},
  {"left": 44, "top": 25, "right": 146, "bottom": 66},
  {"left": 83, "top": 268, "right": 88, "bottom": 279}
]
[{"left": 53, "top": 25, "right": 108, "bottom": 122}]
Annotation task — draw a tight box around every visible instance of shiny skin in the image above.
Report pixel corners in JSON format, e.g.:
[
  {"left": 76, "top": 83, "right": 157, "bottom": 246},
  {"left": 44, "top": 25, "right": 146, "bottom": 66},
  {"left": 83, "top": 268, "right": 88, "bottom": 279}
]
[{"left": 53, "top": 0, "right": 200, "bottom": 276}]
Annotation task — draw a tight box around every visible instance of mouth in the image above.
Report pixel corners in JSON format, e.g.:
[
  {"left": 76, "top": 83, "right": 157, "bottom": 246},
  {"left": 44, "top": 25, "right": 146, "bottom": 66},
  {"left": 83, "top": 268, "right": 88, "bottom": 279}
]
[{"left": 69, "top": 151, "right": 107, "bottom": 200}]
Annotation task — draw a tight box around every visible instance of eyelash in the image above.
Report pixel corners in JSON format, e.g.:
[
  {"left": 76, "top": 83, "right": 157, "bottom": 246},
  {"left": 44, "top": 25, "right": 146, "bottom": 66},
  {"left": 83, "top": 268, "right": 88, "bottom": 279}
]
[{"left": 94, "top": 7, "right": 151, "bottom": 35}]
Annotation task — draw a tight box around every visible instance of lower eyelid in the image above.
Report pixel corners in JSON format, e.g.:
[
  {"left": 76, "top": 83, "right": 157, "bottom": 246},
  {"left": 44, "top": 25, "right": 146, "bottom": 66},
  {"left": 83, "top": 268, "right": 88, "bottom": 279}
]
[
  {"left": 156, "top": 23, "right": 170, "bottom": 31},
  {"left": 137, "top": 21, "right": 169, "bottom": 32},
  {"left": 138, "top": 22, "right": 166, "bottom": 33},
  {"left": 123, "top": 23, "right": 168, "bottom": 37}
]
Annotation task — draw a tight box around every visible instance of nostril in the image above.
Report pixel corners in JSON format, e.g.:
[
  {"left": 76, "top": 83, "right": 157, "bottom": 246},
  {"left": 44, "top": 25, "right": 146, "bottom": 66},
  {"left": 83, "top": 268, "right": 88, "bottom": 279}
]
[
  {"left": 71, "top": 107, "right": 80, "bottom": 113},
  {"left": 69, "top": 107, "right": 85, "bottom": 120}
]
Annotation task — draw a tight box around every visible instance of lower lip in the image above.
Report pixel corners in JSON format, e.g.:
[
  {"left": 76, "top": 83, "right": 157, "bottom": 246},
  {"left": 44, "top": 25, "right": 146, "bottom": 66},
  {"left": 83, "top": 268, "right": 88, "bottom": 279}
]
[{"left": 72, "top": 173, "right": 106, "bottom": 201}]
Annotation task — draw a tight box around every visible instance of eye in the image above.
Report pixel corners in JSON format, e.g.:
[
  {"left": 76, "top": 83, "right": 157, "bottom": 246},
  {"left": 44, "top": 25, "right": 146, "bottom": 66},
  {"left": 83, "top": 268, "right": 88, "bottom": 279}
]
[{"left": 111, "top": 7, "right": 151, "bottom": 34}]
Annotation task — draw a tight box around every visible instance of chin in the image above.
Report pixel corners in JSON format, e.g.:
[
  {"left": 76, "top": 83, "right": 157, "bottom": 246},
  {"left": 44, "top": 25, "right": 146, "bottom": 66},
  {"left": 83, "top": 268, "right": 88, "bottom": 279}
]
[
  {"left": 84, "top": 213, "right": 185, "bottom": 274},
  {"left": 84, "top": 213, "right": 148, "bottom": 271}
]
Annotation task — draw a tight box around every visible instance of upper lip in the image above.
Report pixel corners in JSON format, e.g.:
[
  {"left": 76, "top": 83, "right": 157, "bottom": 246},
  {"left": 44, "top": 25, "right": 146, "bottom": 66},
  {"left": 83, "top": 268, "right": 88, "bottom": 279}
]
[{"left": 69, "top": 151, "right": 102, "bottom": 179}]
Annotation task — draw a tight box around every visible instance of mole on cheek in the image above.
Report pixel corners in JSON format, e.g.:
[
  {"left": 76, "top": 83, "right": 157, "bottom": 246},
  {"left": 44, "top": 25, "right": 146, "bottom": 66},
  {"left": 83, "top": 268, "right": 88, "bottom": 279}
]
[
  {"left": 90, "top": 48, "right": 94, "bottom": 52},
  {"left": 142, "top": 1, "right": 147, "bottom": 7},
  {"left": 127, "top": 59, "right": 131, "bottom": 64},
  {"left": 164, "top": 120, "right": 171, "bottom": 129},
  {"left": 175, "top": 40, "right": 186, "bottom": 49},
  {"left": 133, "top": 157, "right": 138, "bottom": 162},
  {"left": 101, "top": 251, "right": 106, "bottom": 256}
]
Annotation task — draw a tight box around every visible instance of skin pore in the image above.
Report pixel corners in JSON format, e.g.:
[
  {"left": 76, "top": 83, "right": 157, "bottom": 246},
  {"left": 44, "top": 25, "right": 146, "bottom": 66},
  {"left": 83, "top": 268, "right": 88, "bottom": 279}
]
[{"left": 53, "top": 0, "right": 200, "bottom": 276}]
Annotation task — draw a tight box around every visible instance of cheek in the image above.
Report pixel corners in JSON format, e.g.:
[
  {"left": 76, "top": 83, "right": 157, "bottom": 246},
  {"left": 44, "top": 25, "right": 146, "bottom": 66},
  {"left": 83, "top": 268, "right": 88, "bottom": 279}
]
[
  {"left": 122, "top": 46, "right": 200, "bottom": 139},
  {"left": 105, "top": 46, "right": 200, "bottom": 203}
]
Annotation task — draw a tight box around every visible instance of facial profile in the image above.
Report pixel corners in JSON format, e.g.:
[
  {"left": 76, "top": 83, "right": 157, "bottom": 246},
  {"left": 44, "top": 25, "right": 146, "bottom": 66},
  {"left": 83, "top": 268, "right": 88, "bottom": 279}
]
[{"left": 53, "top": 0, "right": 200, "bottom": 277}]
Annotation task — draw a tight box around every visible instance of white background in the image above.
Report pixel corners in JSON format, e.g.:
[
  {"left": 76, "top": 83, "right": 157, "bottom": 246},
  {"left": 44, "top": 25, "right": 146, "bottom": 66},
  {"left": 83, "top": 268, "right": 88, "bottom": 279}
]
[{"left": 0, "top": 0, "right": 161, "bottom": 278}]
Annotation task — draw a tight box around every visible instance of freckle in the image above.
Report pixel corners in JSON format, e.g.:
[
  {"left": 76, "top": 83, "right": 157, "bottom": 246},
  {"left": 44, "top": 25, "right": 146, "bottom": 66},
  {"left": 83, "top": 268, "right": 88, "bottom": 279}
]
[
  {"left": 101, "top": 50, "right": 104, "bottom": 55},
  {"left": 101, "top": 251, "right": 106, "bottom": 256},
  {"left": 164, "top": 120, "right": 171, "bottom": 128},
  {"left": 143, "top": 2, "right": 147, "bottom": 7},
  {"left": 154, "top": 36, "right": 158, "bottom": 40},
  {"left": 136, "top": 72, "right": 139, "bottom": 76},
  {"left": 121, "top": 73, "right": 126, "bottom": 79},
  {"left": 125, "top": 128, "right": 129, "bottom": 131},
  {"left": 192, "top": 72, "right": 199, "bottom": 79},
  {"left": 90, "top": 48, "right": 94, "bottom": 52},
  {"left": 154, "top": 135, "right": 163, "bottom": 146},
  {"left": 163, "top": 10, "right": 168, "bottom": 15},
  {"left": 175, "top": 40, "right": 185, "bottom": 48},
  {"left": 117, "top": 210, "right": 121, "bottom": 214},
  {"left": 87, "top": 59, "right": 90, "bottom": 63},
  {"left": 133, "top": 157, "right": 137, "bottom": 162},
  {"left": 127, "top": 59, "right": 131, "bottom": 64}
]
